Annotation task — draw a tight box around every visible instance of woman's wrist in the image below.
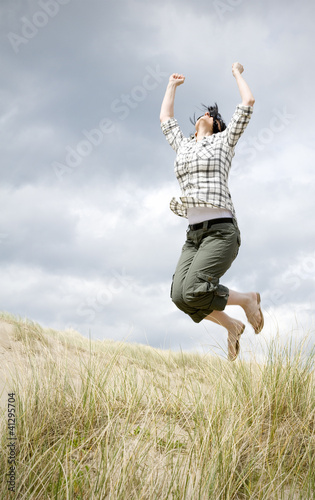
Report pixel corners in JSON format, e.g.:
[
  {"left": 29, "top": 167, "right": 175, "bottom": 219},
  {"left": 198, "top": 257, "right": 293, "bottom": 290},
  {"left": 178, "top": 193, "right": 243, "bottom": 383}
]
[
  {"left": 167, "top": 81, "right": 179, "bottom": 91},
  {"left": 233, "top": 70, "right": 242, "bottom": 80}
]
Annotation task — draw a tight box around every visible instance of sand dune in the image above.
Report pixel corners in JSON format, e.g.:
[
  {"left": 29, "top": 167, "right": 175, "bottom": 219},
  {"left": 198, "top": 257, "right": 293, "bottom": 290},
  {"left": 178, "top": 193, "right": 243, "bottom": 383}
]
[
  {"left": 0, "top": 320, "right": 19, "bottom": 408},
  {"left": 0, "top": 315, "right": 90, "bottom": 409},
  {"left": 0, "top": 314, "right": 313, "bottom": 498}
]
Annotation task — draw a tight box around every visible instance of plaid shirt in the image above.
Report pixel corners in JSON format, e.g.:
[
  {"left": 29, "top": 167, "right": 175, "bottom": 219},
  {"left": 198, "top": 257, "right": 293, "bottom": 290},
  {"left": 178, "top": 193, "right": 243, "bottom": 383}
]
[{"left": 161, "top": 104, "right": 253, "bottom": 219}]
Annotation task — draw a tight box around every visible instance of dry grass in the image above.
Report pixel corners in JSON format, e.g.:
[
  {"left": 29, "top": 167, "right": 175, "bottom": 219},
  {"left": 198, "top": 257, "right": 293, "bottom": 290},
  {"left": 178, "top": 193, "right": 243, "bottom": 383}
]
[{"left": 0, "top": 312, "right": 314, "bottom": 499}]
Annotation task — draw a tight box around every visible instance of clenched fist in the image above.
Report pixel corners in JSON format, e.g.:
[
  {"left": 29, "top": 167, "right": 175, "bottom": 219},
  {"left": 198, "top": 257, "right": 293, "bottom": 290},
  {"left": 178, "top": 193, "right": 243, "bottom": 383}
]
[
  {"left": 169, "top": 73, "right": 185, "bottom": 86},
  {"left": 232, "top": 62, "right": 244, "bottom": 77}
]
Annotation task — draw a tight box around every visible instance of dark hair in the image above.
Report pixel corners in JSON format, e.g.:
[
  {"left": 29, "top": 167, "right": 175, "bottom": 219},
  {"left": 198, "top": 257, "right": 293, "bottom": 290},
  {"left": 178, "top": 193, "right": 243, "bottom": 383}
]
[{"left": 190, "top": 102, "right": 227, "bottom": 134}]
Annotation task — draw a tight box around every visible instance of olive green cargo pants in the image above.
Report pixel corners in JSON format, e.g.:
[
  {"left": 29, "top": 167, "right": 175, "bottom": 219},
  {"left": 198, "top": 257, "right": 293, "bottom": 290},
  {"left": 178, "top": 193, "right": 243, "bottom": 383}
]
[{"left": 170, "top": 219, "right": 241, "bottom": 323}]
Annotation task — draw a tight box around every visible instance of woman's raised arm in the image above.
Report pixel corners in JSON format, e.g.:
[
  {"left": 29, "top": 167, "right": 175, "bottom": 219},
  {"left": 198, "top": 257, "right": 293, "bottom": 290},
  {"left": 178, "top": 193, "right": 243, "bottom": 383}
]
[
  {"left": 160, "top": 73, "right": 185, "bottom": 123},
  {"left": 232, "top": 62, "right": 255, "bottom": 107}
]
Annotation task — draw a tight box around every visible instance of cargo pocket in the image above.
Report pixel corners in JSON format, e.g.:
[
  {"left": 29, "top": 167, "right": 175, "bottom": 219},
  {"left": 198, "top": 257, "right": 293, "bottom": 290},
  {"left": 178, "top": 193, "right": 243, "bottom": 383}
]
[{"left": 193, "top": 273, "right": 219, "bottom": 297}]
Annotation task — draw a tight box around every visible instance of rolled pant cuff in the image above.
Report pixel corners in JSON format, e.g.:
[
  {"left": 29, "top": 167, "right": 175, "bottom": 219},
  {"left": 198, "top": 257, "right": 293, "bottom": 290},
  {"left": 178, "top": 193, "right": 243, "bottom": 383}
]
[
  {"left": 209, "top": 284, "right": 229, "bottom": 311},
  {"left": 189, "top": 285, "right": 229, "bottom": 323}
]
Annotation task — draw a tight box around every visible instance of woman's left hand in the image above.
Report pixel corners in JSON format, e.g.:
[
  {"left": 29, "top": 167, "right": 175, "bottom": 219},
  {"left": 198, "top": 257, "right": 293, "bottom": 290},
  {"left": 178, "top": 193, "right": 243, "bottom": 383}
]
[{"left": 232, "top": 62, "right": 244, "bottom": 77}]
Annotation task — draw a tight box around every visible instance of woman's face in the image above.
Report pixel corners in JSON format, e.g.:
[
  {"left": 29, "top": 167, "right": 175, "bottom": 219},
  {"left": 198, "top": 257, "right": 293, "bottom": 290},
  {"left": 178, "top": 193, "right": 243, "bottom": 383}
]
[
  {"left": 195, "top": 112, "right": 221, "bottom": 134},
  {"left": 195, "top": 112, "right": 215, "bottom": 134}
]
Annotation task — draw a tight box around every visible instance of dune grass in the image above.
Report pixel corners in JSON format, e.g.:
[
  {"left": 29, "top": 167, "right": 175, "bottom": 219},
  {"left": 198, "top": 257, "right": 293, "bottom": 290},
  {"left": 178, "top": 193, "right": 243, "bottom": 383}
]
[{"left": 0, "top": 313, "right": 314, "bottom": 499}]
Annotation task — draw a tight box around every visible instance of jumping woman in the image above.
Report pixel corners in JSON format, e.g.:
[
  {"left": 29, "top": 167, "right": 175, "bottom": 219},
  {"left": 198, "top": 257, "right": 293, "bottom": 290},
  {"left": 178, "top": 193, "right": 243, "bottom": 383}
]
[{"left": 160, "top": 62, "right": 263, "bottom": 361}]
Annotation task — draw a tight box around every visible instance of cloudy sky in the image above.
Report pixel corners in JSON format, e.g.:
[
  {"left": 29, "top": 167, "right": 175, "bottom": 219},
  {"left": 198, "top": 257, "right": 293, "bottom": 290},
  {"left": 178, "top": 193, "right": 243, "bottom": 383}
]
[{"left": 1, "top": 0, "right": 315, "bottom": 360}]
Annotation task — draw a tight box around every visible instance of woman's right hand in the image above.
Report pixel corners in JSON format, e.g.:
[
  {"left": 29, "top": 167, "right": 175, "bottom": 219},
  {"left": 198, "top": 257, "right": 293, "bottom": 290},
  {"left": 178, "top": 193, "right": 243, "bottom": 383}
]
[
  {"left": 160, "top": 73, "right": 185, "bottom": 122},
  {"left": 232, "top": 62, "right": 244, "bottom": 77},
  {"left": 169, "top": 73, "right": 185, "bottom": 86}
]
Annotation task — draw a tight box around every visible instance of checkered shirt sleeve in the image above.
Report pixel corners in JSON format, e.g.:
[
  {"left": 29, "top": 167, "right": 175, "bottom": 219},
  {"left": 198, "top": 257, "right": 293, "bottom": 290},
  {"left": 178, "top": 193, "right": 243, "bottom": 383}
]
[
  {"left": 161, "top": 104, "right": 253, "bottom": 219},
  {"left": 224, "top": 104, "right": 253, "bottom": 147}
]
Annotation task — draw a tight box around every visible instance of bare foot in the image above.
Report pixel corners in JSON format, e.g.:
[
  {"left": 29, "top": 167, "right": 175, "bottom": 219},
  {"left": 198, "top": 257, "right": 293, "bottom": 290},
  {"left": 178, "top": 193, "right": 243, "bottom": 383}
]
[
  {"left": 228, "top": 320, "right": 245, "bottom": 361},
  {"left": 243, "top": 292, "right": 264, "bottom": 334}
]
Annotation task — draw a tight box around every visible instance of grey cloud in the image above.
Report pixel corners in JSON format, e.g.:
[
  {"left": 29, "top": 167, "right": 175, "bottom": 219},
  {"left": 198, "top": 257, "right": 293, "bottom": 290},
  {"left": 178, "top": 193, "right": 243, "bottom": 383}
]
[{"left": 0, "top": 0, "right": 314, "bottom": 355}]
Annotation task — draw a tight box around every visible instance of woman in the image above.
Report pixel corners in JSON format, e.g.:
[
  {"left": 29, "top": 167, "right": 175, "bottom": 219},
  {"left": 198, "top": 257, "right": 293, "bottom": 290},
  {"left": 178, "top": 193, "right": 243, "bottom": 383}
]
[{"left": 160, "top": 62, "right": 263, "bottom": 361}]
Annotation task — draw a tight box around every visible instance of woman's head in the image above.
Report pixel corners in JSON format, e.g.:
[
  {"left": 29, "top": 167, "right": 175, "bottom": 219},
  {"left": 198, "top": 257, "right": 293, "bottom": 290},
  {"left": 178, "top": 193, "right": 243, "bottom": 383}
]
[{"left": 190, "top": 103, "right": 227, "bottom": 135}]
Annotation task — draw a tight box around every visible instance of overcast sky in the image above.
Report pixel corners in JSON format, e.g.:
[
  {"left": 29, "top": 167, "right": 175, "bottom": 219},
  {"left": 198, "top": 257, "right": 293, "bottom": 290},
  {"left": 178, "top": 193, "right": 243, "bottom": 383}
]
[{"left": 1, "top": 0, "right": 315, "bottom": 361}]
